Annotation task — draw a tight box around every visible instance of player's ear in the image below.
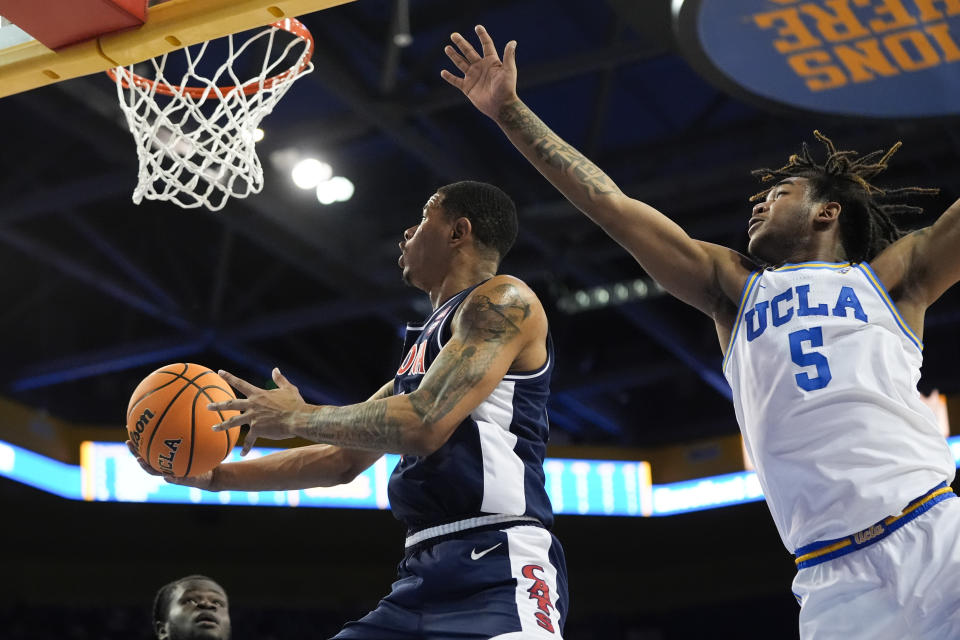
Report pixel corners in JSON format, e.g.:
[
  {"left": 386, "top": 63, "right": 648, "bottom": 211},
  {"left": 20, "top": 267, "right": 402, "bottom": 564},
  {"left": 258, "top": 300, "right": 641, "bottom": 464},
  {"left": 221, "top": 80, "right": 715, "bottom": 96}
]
[
  {"left": 156, "top": 621, "right": 170, "bottom": 639},
  {"left": 817, "top": 201, "right": 841, "bottom": 223},
  {"left": 450, "top": 216, "right": 472, "bottom": 244}
]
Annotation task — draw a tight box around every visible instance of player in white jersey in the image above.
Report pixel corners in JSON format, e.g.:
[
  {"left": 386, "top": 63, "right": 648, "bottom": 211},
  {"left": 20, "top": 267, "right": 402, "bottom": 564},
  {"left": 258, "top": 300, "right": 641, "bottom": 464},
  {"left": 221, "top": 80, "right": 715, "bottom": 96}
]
[{"left": 443, "top": 25, "right": 960, "bottom": 640}]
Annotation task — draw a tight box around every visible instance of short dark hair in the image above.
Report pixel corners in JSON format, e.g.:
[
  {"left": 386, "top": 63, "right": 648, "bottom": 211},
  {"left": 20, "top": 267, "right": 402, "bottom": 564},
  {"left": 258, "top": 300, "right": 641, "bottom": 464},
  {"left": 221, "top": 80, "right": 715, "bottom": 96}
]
[
  {"left": 437, "top": 181, "right": 518, "bottom": 263},
  {"left": 751, "top": 131, "right": 938, "bottom": 263},
  {"left": 153, "top": 574, "right": 218, "bottom": 631}
]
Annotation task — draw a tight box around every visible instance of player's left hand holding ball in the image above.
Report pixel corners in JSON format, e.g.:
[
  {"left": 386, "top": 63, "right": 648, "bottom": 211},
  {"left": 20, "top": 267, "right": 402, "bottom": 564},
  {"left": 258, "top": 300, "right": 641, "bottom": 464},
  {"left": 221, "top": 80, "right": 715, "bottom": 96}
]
[
  {"left": 209, "top": 367, "right": 307, "bottom": 455},
  {"left": 125, "top": 439, "right": 215, "bottom": 490}
]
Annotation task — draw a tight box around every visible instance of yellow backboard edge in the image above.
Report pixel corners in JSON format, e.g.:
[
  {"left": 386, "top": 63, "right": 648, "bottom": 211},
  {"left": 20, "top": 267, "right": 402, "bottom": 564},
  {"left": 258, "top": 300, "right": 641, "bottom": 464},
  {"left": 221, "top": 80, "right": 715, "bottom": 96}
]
[{"left": 0, "top": 0, "right": 354, "bottom": 98}]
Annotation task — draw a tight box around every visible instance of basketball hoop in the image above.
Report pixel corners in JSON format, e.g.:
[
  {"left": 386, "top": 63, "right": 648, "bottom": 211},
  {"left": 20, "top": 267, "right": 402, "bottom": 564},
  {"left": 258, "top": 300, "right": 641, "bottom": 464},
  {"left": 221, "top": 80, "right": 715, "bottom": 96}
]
[{"left": 107, "top": 18, "right": 314, "bottom": 211}]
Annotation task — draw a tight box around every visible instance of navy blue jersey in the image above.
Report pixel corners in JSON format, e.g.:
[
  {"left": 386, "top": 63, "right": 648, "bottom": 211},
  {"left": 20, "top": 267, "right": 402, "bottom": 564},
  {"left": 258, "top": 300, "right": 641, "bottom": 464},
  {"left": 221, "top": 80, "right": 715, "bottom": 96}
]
[{"left": 389, "top": 281, "right": 556, "bottom": 532}]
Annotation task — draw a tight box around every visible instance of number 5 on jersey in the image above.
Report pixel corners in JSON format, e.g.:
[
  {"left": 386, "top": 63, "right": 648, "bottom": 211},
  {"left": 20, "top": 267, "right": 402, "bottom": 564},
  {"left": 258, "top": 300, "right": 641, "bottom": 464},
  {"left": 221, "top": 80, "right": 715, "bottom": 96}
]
[{"left": 789, "top": 327, "right": 832, "bottom": 391}]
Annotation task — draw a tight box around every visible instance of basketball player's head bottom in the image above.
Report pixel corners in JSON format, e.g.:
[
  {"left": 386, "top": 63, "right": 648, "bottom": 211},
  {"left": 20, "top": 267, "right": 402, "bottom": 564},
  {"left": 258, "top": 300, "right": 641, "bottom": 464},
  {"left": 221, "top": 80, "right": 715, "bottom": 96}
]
[{"left": 154, "top": 575, "right": 231, "bottom": 640}]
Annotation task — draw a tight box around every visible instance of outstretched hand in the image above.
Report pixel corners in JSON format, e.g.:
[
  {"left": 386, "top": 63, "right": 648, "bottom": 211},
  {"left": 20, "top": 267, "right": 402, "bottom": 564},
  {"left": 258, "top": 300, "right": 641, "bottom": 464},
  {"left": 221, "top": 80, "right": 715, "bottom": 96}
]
[
  {"left": 125, "top": 439, "right": 215, "bottom": 489},
  {"left": 208, "top": 367, "right": 308, "bottom": 456},
  {"left": 441, "top": 25, "right": 518, "bottom": 119}
]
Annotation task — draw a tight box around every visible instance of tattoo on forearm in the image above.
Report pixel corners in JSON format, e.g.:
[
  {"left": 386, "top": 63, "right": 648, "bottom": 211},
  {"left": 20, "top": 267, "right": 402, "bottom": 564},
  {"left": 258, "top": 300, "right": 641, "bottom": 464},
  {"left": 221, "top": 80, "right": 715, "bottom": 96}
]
[
  {"left": 302, "top": 285, "right": 535, "bottom": 453},
  {"left": 498, "top": 101, "right": 551, "bottom": 144},
  {"left": 304, "top": 402, "right": 404, "bottom": 452},
  {"left": 497, "top": 101, "right": 618, "bottom": 201},
  {"left": 407, "top": 345, "right": 484, "bottom": 426}
]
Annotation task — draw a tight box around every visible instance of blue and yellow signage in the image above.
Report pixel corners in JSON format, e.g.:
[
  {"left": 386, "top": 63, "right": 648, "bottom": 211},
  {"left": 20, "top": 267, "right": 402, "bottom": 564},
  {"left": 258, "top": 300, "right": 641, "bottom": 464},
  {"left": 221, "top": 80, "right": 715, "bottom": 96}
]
[{"left": 674, "top": 0, "right": 960, "bottom": 117}]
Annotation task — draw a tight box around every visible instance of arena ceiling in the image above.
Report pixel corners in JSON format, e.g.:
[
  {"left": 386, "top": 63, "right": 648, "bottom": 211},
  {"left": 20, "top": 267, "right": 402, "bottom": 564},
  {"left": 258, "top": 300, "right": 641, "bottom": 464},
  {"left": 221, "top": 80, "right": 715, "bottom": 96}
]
[{"left": 2, "top": 0, "right": 959, "bottom": 450}]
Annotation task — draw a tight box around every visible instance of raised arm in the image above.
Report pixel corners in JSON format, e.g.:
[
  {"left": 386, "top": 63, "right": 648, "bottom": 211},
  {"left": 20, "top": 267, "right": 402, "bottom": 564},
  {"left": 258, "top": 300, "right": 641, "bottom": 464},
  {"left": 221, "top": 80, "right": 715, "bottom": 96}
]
[
  {"left": 870, "top": 198, "right": 960, "bottom": 333},
  {"left": 442, "top": 26, "right": 749, "bottom": 316},
  {"left": 209, "top": 276, "right": 544, "bottom": 458}
]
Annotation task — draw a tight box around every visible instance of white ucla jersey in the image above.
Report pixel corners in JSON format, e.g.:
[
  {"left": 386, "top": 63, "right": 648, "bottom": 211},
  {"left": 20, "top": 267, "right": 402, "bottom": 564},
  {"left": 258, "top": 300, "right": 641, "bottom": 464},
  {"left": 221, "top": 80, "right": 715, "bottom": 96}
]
[{"left": 723, "top": 261, "right": 955, "bottom": 551}]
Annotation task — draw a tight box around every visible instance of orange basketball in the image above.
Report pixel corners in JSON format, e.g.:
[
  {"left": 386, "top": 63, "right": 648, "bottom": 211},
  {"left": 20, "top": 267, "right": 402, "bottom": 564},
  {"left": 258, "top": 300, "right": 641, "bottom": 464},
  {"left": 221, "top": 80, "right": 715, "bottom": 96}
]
[{"left": 126, "top": 363, "right": 241, "bottom": 477}]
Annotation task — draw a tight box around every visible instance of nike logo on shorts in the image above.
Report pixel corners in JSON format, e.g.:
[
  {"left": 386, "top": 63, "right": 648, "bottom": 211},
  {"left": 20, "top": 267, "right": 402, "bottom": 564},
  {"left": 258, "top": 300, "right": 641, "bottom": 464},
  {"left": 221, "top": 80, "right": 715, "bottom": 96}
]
[{"left": 470, "top": 542, "right": 502, "bottom": 560}]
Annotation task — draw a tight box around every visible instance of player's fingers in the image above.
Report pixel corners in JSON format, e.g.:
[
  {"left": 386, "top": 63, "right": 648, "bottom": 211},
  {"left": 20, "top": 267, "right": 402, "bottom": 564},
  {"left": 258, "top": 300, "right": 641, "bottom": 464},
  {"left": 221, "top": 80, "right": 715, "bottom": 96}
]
[
  {"left": 127, "top": 440, "right": 162, "bottom": 475},
  {"left": 241, "top": 434, "right": 256, "bottom": 456},
  {"left": 440, "top": 69, "right": 464, "bottom": 89},
  {"left": 444, "top": 45, "right": 470, "bottom": 72},
  {"left": 218, "top": 369, "right": 260, "bottom": 397},
  {"left": 475, "top": 25, "right": 498, "bottom": 59},
  {"left": 164, "top": 472, "right": 206, "bottom": 488},
  {"left": 450, "top": 32, "right": 482, "bottom": 62},
  {"left": 272, "top": 367, "right": 293, "bottom": 390},
  {"left": 208, "top": 398, "right": 250, "bottom": 412},
  {"left": 503, "top": 40, "right": 518, "bottom": 73},
  {"left": 212, "top": 414, "right": 247, "bottom": 432}
]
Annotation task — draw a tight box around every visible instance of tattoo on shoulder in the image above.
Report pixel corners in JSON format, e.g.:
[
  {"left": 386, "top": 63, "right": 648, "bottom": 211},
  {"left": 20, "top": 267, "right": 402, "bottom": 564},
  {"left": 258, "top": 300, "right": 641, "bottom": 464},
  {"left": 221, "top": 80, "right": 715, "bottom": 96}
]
[
  {"left": 497, "top": 102, "right": 617, "bottom": 202},
  {"left": 398, "top": 286, "right": 539, "bottom": 429},
  {"left": 459, "top": 283, "right": 532, "bottom": 343}
]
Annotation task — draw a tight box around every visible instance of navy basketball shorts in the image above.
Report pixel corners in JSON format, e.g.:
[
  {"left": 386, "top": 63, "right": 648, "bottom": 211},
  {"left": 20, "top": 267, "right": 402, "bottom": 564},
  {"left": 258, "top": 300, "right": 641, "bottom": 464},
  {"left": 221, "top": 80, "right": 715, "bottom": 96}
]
[{"left": 332, "top": 523, "right": 568, "bottom": 639}]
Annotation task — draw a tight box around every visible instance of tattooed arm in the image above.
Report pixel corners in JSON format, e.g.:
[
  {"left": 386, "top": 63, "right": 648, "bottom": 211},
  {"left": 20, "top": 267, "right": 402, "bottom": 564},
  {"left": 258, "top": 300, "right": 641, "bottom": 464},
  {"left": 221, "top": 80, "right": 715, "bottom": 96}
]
[
  {"left": 211, "top": 276, "right": 545, "bottom": 456},
  {"left": 138, "top": 380, "right": 395, "bottom": 491},
  {"left": 441, "top": 26, "right": 750, "bottom": 317},
  {"left": 286, "top": 276, "right": 545, "bottom": 456}
]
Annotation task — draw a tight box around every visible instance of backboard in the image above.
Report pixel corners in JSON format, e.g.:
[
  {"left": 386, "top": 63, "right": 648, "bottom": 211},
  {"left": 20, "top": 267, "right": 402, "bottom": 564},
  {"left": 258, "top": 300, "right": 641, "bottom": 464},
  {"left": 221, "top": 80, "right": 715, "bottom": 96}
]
[{"left": 0, "top": 0, "right": 353, "bottom": 98}]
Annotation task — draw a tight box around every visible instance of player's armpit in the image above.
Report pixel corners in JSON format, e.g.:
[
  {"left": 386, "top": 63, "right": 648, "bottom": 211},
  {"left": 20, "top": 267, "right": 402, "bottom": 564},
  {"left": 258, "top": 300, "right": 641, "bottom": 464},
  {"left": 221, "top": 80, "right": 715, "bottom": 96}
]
[{"left": 873, "top": 198, "right": 960, "bottom": 313}]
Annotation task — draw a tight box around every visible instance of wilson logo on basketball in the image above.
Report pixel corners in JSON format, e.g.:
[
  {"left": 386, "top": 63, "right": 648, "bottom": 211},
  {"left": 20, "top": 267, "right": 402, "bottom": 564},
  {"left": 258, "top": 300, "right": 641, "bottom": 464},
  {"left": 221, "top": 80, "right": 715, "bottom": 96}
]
[
  {"left": 130, "top": 408, "right": 155, "bottom": 449},
  {"left": 521, "top": 564, "right": 555, "bottom": 633},
  {"left": 156, "top": 438, "right": 182, "bottom": 474}
]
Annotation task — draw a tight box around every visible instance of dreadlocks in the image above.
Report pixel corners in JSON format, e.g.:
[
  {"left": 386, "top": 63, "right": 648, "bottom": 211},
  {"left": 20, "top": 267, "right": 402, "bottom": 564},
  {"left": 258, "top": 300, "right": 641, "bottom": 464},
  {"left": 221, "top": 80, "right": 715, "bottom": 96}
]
[{"left": 750, "top": 130, "right": 938, "bottom": 263}]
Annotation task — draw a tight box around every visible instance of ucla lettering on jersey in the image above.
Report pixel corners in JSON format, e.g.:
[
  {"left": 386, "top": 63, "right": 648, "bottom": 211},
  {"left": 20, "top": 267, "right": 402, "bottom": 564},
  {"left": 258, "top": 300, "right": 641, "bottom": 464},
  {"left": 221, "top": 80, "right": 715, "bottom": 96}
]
[
  {"left": 389, "top": 281, "right": 556, "bottom": 533},
  {"left": 743, "top": 283, "right": 868, "bottom": 341},
  {"left": 724, "top": 262, "right": 954, "bottom": 551}
]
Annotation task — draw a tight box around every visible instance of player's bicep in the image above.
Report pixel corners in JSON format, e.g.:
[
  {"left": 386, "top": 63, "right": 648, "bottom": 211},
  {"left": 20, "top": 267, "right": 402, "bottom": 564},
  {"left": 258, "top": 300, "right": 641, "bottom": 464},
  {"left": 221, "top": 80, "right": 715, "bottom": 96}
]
[
  {"left": 406, "top": 280, "right": 538, "bottom": 445},
  {"left": 907, "top": 200, "right": 960, "bottom": 305},
  {"left": 604, "top": 195, "right": 747, "bottom": 313},
  {"left": 871, "top": 200, "right": 960, "bottom": 313}
]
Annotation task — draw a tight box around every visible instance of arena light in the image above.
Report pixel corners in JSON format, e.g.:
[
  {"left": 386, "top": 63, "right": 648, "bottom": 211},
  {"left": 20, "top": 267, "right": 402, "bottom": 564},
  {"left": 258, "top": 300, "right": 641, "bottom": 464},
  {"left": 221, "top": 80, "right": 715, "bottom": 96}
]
[
  {"left": 7, "top": 438, "right": 960, "bottom": 516},
  {"left": 391, "top": 0, "right": 412, "bottom": 47},
  {"left": 316, "top": 176, "right": 354, "bottom": 205},
  {"left": 253, "top": 127, "right": 265, "bottom": 142},
  {"left": 291, "top": 158, "right": 333, "bottom": 190},
  {"left": 557, "top": 278, "right": 665, "bottom": 314}
]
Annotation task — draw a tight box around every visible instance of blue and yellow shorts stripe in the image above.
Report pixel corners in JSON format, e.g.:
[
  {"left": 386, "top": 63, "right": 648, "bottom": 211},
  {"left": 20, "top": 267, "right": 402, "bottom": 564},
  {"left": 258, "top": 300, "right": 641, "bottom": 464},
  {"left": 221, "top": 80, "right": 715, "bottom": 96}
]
[{"left": 794, "top": 483, "right": 955, "bottom": 570}]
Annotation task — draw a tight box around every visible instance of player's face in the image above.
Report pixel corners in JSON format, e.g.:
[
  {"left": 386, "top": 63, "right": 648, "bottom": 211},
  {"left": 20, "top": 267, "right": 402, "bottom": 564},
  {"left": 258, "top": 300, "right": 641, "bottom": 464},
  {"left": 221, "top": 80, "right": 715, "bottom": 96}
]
[
  {"left": 746, "top": 177, "right": 816, "bottom": 264},
  {"left": 398, "top": 192, "right": 453, "bottom": 289},
  {"left": 158, "top": 579, "right": 231, "bottom": 640}
]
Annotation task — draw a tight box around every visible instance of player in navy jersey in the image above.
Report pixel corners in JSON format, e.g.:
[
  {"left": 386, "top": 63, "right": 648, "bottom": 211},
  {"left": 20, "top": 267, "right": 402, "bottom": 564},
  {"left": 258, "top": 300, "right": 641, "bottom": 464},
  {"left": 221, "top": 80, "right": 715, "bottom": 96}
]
[
  {"left": 128, "top": 180, "right": 568, "bottom": 639},
  {"left": 443, "top": 25, "right": 960, "bottom": 640}
]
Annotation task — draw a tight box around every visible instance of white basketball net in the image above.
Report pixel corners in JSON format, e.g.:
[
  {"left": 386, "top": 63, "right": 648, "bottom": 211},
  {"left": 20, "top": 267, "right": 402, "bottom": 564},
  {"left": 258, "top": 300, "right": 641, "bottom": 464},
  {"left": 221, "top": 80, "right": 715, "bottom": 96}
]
[{"left": 110, "top": 21, "right": 313, "bottom": 211}]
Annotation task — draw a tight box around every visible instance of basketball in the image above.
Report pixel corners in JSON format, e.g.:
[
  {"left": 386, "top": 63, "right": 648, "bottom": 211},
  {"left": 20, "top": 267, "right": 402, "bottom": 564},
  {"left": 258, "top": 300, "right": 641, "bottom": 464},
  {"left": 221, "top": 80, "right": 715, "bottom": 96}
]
[{"left": 126, "top": 363, "right": 242, "bottom": 477}]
